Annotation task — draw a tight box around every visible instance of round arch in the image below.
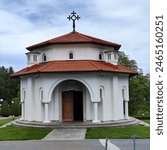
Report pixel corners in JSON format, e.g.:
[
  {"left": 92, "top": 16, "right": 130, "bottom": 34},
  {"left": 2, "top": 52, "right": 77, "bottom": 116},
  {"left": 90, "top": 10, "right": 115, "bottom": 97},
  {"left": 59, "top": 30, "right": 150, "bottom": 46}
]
[
  {"left": 47, "top": 78, "right": 94, "bottom": 103},
  {"left": 122, "top": 86, "right": 127, "bottom": 101}
]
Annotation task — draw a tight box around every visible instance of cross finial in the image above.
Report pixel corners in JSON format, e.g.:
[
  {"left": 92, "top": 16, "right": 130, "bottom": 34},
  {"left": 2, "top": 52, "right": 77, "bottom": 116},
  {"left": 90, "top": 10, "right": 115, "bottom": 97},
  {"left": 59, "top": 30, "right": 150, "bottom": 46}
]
[{"left": 67, "top": 11, "right": 80, "bottom": 32}]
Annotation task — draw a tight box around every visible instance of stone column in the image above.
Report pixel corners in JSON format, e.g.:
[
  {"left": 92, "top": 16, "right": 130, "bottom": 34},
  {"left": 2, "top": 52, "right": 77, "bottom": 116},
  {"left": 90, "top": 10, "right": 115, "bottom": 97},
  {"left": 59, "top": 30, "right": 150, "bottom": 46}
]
[
  {"left": 43, "top": 103, "right": 50, "bottom": 123},
  {"left": 92, "top": 102, "right": 100, "bottom": 123},
  {"left": 27, "top": 77, "right": 33, "bottom": 121},
  {"left": 125, "top": 101, "right": 129, "bottom": 119}
]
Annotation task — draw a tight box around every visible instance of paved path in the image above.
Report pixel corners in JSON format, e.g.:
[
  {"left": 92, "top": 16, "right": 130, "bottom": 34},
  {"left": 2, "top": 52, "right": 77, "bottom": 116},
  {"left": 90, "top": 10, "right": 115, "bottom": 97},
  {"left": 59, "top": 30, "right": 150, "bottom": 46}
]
[
  {"left": 43, "top": 129, "right": 87, "bottom": 140},
  {"left": 0, "top": 140, "right": 104, "bottom": 150},
  {"left": 110, "top": 139, "right": 150, "bottom": 150}
]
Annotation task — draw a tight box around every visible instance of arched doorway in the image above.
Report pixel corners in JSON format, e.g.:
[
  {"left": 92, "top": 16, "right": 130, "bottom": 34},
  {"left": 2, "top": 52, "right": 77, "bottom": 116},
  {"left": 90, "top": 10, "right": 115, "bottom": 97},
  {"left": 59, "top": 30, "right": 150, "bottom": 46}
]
[
  {"left": 62, "top": 90, "right": 83, "bottom": 122},
  {"left": 57, "top": 80, "right": 88, "bottom": 122}
]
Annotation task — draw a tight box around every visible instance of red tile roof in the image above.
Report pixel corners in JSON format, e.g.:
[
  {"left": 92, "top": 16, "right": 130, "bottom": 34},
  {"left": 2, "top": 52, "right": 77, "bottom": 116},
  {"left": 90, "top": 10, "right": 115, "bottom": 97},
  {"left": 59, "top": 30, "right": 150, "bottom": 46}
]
[
  {"left": 12, "top": 60, "right": 137, "bottom": 77},
  {"left": 26, "top": 32, "right": 121, "bottom": 51}
]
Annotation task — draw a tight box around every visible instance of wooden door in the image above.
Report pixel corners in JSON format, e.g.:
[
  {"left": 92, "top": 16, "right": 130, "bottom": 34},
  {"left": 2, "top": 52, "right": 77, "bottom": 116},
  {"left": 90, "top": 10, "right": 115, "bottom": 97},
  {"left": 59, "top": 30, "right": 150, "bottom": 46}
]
[{"left": 62, "top": 91, "right": 73, "bottom": 122}]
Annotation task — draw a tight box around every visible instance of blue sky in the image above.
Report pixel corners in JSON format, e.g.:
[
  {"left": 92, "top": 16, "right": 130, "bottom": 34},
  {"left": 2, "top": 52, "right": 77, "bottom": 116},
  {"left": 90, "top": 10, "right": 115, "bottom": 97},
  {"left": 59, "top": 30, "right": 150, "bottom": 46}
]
[{"left": 0, "top": 0, "right": 149, "bottom": 73}]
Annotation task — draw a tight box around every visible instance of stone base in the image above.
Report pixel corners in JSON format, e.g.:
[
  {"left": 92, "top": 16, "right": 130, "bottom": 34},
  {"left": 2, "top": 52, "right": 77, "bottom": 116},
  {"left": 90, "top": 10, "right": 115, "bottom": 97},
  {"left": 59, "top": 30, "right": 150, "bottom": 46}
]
[
  {"left": 92, "top": 120, "right": 101, "bottom": 123},
  {"left": 43, "top": 120, "right": 51, "bottom": 123},
  {"left": 12, "top": 117, "right": 140, "bottom": 128}
]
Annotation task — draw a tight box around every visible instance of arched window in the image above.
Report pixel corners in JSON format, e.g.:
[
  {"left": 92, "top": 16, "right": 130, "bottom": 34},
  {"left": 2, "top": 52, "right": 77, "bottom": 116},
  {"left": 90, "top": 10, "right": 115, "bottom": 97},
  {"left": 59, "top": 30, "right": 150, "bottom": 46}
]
[
  {"left": 100, "top": 89, "right": 103, "bottom": 100},
  {"left": 122, "top": 89, "right": 125, "bottom": 100},
  {"left": 114, "top": 53, "right": 118, "bottom": 60},
  {"left": 22, "top": 88, "right": 26, "bottom": 101},
  {"left": 100, "top": 86, "right": 104, "bottom": 101},
  {"left": 69, "top": 52, "right": 73, "bottom": 59},
  {"left": 39, "top": 88, "right": 43, "bottom": 101},
  {"left": 42, "top": 54, "right": 47, "bottom": 62},
  {"left": 122, "top": 87, "right": 127, "bottom": 116},
  {"left": 108, "top": 54, "right": 111, "bottom": 60},
  {"left": 99, "top": 53, "right": 103, "bottom": 60},
  {"left": 33, "top": 55, "right": 37, "bottom": 62}
]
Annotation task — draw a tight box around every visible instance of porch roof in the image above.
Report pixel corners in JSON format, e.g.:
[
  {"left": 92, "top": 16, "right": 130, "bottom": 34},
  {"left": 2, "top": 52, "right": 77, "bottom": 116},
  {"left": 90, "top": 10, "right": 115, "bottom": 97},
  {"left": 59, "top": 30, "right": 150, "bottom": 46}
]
[{"left": 12, "top": 60, "right": 137, "bottom": 77}]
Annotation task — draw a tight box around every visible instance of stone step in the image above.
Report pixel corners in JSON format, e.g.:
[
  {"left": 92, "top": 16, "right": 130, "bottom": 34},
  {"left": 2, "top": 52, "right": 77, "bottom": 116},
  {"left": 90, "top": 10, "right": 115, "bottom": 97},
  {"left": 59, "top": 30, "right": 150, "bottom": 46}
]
[{"left": 12, "top": 117, "right": 140, "bottom": 129}]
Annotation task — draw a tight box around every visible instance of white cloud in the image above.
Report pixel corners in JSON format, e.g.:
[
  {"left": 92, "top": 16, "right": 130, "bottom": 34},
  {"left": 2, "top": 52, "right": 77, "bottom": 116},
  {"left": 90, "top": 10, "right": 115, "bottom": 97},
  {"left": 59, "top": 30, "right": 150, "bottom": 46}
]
[{"left": 0, "top": 0, "right": 149, "bottom": 73}]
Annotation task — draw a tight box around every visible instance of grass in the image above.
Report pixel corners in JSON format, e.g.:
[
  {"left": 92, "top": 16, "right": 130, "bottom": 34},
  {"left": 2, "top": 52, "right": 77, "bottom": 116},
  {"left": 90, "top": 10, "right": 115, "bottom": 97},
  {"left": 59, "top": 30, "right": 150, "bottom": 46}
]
[
  {"left": 0, "top": 118, "right": 14, "bottom": 126},
  {"left": 86, "top": 125, "right": 150, "bottom": 139},
  {"left": 0, "top": 126, "right": 52, "bottom": 141},
  {"left": 142, "top": 119, "right": 150, "bottom": 124}
]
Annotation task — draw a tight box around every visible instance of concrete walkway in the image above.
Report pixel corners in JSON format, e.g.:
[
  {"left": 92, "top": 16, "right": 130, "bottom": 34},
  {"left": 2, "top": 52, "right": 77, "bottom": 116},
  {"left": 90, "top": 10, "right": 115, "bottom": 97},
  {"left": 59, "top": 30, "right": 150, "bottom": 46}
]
[
  {"left": 42, "top": 129, "right": 87, "bottom": 140},
  {"left": 0, "top": 140, "right": 104, "bottom": 150}
]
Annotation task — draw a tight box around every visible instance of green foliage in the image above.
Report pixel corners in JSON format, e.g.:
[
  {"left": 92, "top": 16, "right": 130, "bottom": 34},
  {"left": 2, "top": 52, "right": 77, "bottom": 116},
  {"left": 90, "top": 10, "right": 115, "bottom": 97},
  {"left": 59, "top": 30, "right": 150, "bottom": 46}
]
[
  {"left": 11, "top": 98, "right": 21, "bottom": 116},
  {"left": 129, "top": 74, "right": 150, "bottom": 115},
  {"left": 118, "top": 51, "right": 138, "bottom": 70},
  {"left": 1, "top": 101, "right": 10, "bottom": 117},
  {"left": 118, "top": 51, "right": 150, "bottom": 116},
  {"left": 86, "top": 126, "right": 150, "bottom": 139},
  {"left": 0, "top": 66, "right": 19, "bottom": 104}
]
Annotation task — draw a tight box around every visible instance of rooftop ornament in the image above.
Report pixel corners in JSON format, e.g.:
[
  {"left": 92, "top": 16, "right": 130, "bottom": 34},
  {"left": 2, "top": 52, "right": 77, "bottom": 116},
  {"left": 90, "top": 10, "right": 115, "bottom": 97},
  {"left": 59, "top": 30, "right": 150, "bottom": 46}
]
[{"left": 67, "top": 11, "right": 80, "bottom": 32}]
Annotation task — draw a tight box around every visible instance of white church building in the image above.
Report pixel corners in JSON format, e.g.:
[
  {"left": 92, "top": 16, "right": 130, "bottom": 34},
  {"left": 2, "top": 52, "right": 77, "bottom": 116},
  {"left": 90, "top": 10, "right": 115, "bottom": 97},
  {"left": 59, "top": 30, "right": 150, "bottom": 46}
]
[{"left": 13, "top": 12, "right": 137, "bottom": 124}]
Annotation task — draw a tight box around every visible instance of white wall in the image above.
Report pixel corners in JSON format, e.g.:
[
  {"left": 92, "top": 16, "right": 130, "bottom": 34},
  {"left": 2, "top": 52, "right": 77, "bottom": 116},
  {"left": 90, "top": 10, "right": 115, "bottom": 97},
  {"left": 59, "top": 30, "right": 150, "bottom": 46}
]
[
  {"left": 27, "top": 44, "right": 118, "bottom": 65},
  {"left": 20, "top": 72, "right": 129, "bottom": 122}
]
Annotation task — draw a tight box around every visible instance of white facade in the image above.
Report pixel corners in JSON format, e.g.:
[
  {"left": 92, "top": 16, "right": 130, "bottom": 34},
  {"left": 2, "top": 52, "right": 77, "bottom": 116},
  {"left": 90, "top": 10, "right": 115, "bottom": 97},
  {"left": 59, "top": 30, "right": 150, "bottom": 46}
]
[
  {"left": 20, "top": 72, "right": 130, "bottom": 123},
  {"left": 26, "top": 44, "right": 118, "bottom": 66},
  {"left": 19, "top": 38, "right": 131, "bottom": 123}
]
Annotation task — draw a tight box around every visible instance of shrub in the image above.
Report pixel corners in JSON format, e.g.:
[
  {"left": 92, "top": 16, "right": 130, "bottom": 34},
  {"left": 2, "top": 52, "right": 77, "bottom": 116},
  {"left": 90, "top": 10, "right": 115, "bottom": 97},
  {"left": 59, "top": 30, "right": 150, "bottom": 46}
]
[
  {"left": 11, "top": 101, "right": 20, "bottom": 116},
  {"left": 11, "top": 97, "right": 21, "bottom": 116},
  {"left": 1, "top": 101, "right": 10, "bottom": 117}
]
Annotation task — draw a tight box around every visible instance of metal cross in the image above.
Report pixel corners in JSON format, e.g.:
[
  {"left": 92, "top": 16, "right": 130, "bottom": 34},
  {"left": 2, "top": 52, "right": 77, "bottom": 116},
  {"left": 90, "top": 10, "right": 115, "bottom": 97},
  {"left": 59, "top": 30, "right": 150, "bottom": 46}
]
[{"left": 67, "top": 11, "right": 80, "bottom": 32}]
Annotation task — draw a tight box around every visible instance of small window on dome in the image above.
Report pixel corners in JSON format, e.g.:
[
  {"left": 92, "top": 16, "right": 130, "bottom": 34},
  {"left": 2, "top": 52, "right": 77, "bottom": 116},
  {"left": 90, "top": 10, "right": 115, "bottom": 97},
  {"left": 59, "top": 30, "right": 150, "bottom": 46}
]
[
  {"left": 28, "top": 55, "right": 30, "bottom": 62},
  {"left": 69, "top": 52, "right": 73, "bottom": 59},
  {"left": 99, "top": 53, "right": 103, "bottom": 60},
  {"left": 33, "top": 55, "right": 37, "bottom": 61},
  {"left": 114, "top": 53, "right": 118, "bottom": 60},
  {"left": 42, "top": 54, "right": 47, "bottom": 62},
  {"left": 108, "top": 54, "right": 111, "bottom": 60}
]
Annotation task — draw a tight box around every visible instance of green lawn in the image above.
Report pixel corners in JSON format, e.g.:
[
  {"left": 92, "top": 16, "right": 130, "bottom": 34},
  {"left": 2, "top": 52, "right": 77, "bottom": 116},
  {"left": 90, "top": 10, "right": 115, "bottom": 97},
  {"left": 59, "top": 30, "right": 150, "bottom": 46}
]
[
  {"left": 0, "top": 118, "right": 14, "bottom": 126},
  {"left": 143, "top": 120, "right": 150, "bottom": 124},
  {"left": 86, "top": 125, "right": 150, "bottom": 139},
  {"left": 0, "top": 126, "right": 52, "bottom": 141}
]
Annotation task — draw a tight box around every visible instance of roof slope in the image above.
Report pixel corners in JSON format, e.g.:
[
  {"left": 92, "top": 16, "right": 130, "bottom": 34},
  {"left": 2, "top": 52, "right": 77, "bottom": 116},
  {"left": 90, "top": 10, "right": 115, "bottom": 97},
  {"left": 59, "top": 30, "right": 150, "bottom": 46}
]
[
  {"left": 26, "top": 32, "right": 121, "bottom": 51},
  {"left": 12, "top": 60, "right": 137, "bottom": 77}
]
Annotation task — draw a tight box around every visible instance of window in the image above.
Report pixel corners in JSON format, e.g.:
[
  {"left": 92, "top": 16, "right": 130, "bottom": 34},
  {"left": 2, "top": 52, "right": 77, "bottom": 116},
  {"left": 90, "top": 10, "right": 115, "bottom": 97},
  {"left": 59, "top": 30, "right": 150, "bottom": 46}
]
[
  {"left": 114, "top": 53, "right": 117, "bottom": 60},
  {"left": 100, "top": 89, "right": 103, "bottom": 100},
  {"left": 123, "top": 100, "right": 126, "bottom": 115},
  {"left": 41, "top": 90, "right": 43, "bottom": 100},
  {"left": 23, "top": 91, "right": 26, "bottom": 100},
  {"left": 100, "top": 86, "right": 104, "bottom": 100},
  {"left": 22, "top": 89, "right": 26, "bottom": 100},
  {"left": 108, "top": 54, "right": 111, "bottom": 60},
  {"left": 39, "top": 88, "right": 43, "bottom": 101},
  {"left": 69, "top": 52, "right": 73, "bottom": 59},
  {"left": 33, "top": 55, "right": 37, "bottom": 61},
  {"left": 42, "top": 54, "right": 47, "bottom": 61},
  {"left": 99, "top": 53, "right": 103, "bottom": 60},
  {"left": 122, "top": 89, "right": 125, "bottom": 100},
  {"left": 28, "top": 55, "right": 30, "bottom": 62}
]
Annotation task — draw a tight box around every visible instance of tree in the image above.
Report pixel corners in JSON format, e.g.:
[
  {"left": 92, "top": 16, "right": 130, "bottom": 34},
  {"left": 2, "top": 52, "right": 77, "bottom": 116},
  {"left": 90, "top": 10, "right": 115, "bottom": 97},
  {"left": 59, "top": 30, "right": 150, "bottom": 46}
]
[
  {"left": 1, "top": 101, "right": 10, "bottom": 117},
  {"left": 0, "top": 66, "right": 19, "bottom": 104},
  {"left": 129, "top": 74, "right": 150, "bottom": 115},
  {"left": 118, "top": 51, "right": 150, "bottom": 116},
  {"left": 11, "top": 97, "right": 21, "bottom": 116},
  {"left": 118, "top": 51, "right": 138, "bottom": 71}
]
